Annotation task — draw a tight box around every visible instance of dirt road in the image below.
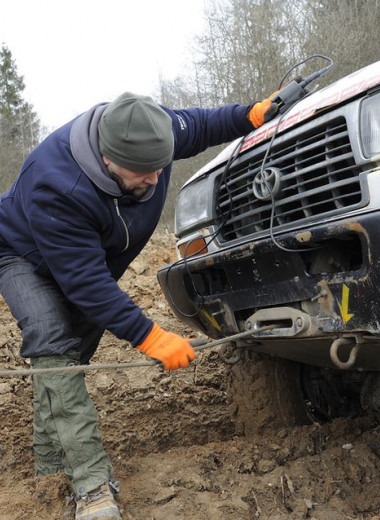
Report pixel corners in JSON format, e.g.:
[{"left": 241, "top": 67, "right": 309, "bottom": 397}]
[{"left": 0, "top": 234, "right": 380, "bottom": 520}]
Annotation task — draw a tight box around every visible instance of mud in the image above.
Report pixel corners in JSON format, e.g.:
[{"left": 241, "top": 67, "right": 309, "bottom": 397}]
[{"left": 0, "top": 233, "right": 380, "bottom": 519}]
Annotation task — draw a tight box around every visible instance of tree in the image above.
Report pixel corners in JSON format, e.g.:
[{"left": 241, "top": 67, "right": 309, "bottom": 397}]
[
  {"left": 0, "top": 44, "right": 41, "bottom": 190},
  {"left": 302, "top": 0, "right": 380, "bottom": 83},
  {"left": 190, "top": 0, "right": 308, "bottom": 105}
]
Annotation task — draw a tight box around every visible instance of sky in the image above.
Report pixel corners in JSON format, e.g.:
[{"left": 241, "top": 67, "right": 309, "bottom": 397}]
[{"left": 1, "top": 0, "right": 206, "bottom": 132}]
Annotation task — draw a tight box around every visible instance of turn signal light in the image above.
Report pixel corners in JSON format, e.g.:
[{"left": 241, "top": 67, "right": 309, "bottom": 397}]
[{"left": 178, "top": 237, "right": 208, "bottom": 258}]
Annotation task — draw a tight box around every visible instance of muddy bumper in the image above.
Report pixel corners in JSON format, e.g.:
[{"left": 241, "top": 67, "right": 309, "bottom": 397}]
[{"left": 158, "top": 214, "right": 380, "bottom": 369}]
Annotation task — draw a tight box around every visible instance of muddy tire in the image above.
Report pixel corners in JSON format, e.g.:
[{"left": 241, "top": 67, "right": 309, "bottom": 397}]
[
  {"left": 227, "top": 350, "right": 313, "bottom": 435},
  {"left": 227, "top": 348, "right": 366, "bottom": 435}
]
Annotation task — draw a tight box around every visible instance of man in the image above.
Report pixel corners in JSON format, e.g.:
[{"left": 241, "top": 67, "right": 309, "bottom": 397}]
[{"left": 0, "top": 91, "right": 278, "bottom": 519}]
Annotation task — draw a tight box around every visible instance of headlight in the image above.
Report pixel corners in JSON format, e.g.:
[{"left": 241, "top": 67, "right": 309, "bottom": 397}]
[
  {"left": 175, "top": 179, "right": 212, "bottom": 235},
  {"left": 360, "top": 92, "right": 380, "bottom": 157}
]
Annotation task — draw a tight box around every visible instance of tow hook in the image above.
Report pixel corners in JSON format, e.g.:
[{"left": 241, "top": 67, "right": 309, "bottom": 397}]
[
  {"left": 189, "top": 336, "right": 243, "bottom": 365},
  {"left": 329, "top": 334, "right": 365, "bottom": 370},
  {"left": 218, "top": 341, "right": 242, "bottom": 365}
]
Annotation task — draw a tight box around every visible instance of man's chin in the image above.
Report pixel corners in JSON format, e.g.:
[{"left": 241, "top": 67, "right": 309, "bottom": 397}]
[
  {"left": 131, "top": 187, "right": 149, "bottom": 198},
  {"left": 120, "top": 186, "right": 149, "bottom": 199}
]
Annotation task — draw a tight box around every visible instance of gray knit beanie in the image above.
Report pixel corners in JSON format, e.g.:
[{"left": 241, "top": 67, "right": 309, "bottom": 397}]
[{"left": 98, "top": 92, "right": 174, "bottom": 172}]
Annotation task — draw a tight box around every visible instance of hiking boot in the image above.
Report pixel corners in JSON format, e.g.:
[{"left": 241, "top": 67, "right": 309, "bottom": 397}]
[{"left": 75, "top": 482, "right": 121, "bottom": 519}]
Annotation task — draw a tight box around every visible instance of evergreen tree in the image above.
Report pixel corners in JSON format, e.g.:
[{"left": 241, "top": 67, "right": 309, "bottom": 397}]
[{"left": 0, "top": 44, "right": 41, "bottom": 190}]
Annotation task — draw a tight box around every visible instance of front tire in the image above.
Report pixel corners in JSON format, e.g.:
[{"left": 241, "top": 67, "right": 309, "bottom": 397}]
[{"left": 227, "top": 349, "right": 364, "bottom": 435}]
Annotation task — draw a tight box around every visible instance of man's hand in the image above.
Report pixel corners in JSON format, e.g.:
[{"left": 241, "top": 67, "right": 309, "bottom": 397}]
[
  {"left": 247, "top": 91, "right": 279, "bottom": 128},
  {"left": 137, "top": 323, "right": 196, "bottom": 370}
]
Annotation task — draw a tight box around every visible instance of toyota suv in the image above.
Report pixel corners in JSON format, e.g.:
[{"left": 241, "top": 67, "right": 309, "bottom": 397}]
[{"left": 157, "top": 60, "right": 380, "bottom": 425}]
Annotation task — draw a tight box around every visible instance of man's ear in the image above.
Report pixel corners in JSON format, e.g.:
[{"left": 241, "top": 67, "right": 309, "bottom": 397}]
[{"left": 102, "top": 156, "right": 110, "bottom": 166}]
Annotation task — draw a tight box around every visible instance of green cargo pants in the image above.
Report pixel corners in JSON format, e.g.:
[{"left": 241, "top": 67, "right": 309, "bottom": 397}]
[{"left": 32, "top": 351, "right": 113, "bottom": 495}]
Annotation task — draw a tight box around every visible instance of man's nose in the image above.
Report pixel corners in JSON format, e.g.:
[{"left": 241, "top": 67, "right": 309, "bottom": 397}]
[{"left": 144, "top": 171, "right": 161, "bottom": 185}]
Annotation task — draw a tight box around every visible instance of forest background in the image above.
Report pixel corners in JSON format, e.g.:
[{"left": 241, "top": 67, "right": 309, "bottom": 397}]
[{"left": 1, "top": 0, "right": 379, "bottom": 231}]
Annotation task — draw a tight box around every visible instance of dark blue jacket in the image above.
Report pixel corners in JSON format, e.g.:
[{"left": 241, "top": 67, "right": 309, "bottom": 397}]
[{"left": 0, "top": 102, "right": 252, "bottom": 346}]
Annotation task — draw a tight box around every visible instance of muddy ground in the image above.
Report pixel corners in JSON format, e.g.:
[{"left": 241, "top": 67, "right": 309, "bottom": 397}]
[{"left": 1, "top": 233, "right": 380, "bottom": 519}]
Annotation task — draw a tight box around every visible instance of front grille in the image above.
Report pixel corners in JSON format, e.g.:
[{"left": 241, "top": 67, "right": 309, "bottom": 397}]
[{"left": 216, "top": 117, "right": 368, "bottom": 241}]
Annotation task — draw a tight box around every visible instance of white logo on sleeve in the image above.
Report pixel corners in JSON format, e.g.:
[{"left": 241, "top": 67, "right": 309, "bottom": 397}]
[{"left": 177, "top": 115, "right": 187, "bottom": 130}]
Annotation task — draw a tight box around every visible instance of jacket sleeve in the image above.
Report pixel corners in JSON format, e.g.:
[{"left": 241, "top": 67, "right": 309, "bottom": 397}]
[
  {"left": 165, "top": 103, "right": 254, "bottom": 160},
  {"left": 28, "top": 184, "right": 153, "bottom": 346}
]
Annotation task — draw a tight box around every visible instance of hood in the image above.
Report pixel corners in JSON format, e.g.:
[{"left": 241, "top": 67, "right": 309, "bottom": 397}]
[{"left": 187, "top": 60, "right": 380, "bottom": 185}]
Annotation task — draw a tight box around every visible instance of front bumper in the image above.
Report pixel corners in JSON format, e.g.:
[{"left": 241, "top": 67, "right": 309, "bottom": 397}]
[{"left": 158, "top": 213, "right": 380, "bottom": 369}]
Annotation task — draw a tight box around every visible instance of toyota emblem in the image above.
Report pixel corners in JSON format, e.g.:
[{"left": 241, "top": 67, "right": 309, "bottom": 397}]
[{"left": 252, "top": 167, "right": 281, "bottom": 201}]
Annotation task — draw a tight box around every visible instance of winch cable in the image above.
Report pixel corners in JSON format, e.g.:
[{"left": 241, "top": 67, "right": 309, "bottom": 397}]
[{"left": 0, "top": 324, "right": 275, "bottom": 378}]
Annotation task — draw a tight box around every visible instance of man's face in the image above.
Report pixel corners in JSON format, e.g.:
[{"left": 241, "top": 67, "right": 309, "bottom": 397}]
[{"left": 103, "top": 156, "right": 162, "bottom": 198}]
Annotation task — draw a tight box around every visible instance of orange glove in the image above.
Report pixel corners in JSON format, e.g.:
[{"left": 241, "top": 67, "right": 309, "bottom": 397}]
[
  {"left": 247, "top": 91, "right": 279, "bottom": 128},
  {"left": 137, "top": 323, "right": 196, "bottom": 370}
]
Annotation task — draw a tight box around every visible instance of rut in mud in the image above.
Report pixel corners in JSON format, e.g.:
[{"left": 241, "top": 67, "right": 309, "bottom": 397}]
[{"left": 0, "top": 233, "right": 380, "bottom": 520}]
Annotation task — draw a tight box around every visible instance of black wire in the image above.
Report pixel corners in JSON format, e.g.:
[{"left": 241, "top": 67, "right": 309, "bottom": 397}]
[
  {"left": 260, "top": 55, "right": 334, "bottom": 253},
  {"left": 259, "top": 102, "right": 321, "bottom": 253},
  {"left": 164, "top": 136, "right": 245, "bottom": 318},
  {"left": 166, "top": 54, "right": 333, "bottom": 317},
  {"left": 278, "top": 54, "right": 334, "bottom": 90}
]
